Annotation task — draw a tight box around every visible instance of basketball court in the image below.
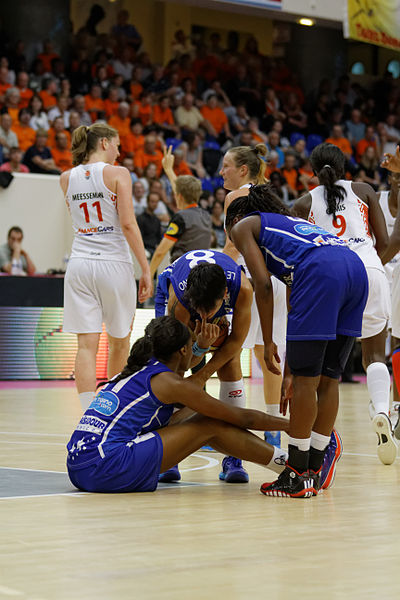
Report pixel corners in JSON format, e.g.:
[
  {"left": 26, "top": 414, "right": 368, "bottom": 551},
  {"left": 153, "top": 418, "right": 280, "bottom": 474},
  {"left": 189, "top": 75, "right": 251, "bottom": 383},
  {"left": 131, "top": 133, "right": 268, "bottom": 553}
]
[{"left": 1, "top": 378, "right": 399, "bottom": 599}]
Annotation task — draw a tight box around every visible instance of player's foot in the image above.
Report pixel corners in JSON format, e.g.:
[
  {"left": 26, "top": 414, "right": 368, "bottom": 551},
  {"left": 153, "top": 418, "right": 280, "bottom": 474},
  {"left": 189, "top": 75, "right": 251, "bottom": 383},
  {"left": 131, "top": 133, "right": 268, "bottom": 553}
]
[
  {"left": 158, "top": 464, "right": 181, "bottom": 483},
  {"left": 260, "top": 465, "right": 315, "bottom": 498},
  {"left": 319, "top": 429, "right": 343, "bottom": 491},
  {"left": 219, "top": 456, "right": 249, "bottom": 483},
  {"left": 264, "top": 431, "right": 281, "bottom": 448},
  {"left": 394, "top": 406, "right": 400, "bottom": 441},
  {"left": 372, "top": 413, "right": 398, "bottom": 465}
]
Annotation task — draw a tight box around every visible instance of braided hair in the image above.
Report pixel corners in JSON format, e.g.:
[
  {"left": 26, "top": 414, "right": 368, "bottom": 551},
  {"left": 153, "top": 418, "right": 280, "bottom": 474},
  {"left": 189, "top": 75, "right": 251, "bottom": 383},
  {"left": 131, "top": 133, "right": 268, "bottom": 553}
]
[
  {"left": 310, "top": 143, "right": 346, "bottom": 218},
  {"left": 225, "top": 183, "right": 290, "bottom": 231},
  {"left": 98, "top": 316, "right": 191, "bottom": 388}
]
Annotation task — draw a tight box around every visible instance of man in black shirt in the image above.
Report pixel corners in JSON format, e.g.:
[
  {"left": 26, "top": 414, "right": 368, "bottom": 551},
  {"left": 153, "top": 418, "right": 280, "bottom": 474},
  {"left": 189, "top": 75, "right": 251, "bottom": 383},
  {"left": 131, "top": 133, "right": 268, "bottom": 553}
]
[{"left": 137, "top": 192, "right": 163, "bottom": 258}]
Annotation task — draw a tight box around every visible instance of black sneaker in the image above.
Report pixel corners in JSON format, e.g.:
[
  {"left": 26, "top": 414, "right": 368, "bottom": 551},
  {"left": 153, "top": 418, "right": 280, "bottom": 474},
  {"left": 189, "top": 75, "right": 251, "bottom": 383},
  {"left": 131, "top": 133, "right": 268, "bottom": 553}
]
[{"left": 260, "top": 465, "right": 315, "bottom": 498}]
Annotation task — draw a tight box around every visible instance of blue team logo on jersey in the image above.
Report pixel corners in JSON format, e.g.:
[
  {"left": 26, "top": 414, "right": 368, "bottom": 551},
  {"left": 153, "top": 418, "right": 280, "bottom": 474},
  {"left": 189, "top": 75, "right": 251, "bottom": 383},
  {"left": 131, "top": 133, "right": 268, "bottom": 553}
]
[
  {"left": 90, "top": 390, "right": 120, "bottom": 416},
  {"left": 294, "top": 223, "right": 330, "bottom": 236}
]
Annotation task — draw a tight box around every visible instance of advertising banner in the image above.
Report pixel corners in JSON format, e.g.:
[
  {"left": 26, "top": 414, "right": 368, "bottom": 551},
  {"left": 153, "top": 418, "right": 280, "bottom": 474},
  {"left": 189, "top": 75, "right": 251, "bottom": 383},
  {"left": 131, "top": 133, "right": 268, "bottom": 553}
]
[{"left": 344, "top": 0, "right": 400, "bottom": 50}]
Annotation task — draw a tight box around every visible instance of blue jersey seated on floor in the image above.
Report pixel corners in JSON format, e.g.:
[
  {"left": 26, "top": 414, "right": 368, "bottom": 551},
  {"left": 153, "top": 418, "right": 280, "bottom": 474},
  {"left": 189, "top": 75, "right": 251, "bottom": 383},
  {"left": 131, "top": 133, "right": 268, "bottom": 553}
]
[{"left": 67, "top": 358, "right": 173, "bottom": 469}]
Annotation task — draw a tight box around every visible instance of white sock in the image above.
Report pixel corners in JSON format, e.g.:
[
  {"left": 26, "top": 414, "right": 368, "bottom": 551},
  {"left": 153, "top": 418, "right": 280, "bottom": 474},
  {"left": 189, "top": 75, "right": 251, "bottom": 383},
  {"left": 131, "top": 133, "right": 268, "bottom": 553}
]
[
  {"left": 310, "top": 431, "right": 331, "bottom": 451},
  {"left": 264, "top": 446, "right": 288, "bottom": 474},
  {"left": 219, "top": 379, "right": 246, "bottom": 408},
  {"left": 288, "top": 436, "right": 311, "bottom": 452},
  {"left": 79, "top": 391, "right": 95, "bottom": 412},
  {"left": 366, "top": 362, "right": 390, "bottom": 417},
  {"left": 265, "top": 404, "right": 281, "bottom": 434}
]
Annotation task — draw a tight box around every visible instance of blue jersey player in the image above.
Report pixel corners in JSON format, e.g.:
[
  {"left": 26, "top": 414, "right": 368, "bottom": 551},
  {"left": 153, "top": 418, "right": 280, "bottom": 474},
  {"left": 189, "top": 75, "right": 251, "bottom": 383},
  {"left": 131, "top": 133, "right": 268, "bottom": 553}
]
[
  {"left": 154, "top": 250, "right": 254, "bottom": 484},
  {"left": 225, "top": 184, "right": 368, "bottom": 498},
  {"left": 67, "top": 316, "right": 291, "bottom": 493}
]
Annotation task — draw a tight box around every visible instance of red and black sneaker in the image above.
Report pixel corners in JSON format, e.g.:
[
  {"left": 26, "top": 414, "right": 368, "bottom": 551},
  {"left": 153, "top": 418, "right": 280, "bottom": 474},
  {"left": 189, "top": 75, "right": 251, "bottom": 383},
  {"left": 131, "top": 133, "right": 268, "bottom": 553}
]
[{"left": 260, "top": 465, "right": 315, "bottom": 498}]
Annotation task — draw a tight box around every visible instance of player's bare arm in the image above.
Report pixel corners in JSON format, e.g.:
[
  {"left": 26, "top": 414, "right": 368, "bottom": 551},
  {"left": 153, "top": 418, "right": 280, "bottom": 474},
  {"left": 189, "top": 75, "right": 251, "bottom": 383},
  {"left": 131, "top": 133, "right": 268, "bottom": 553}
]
[
  {"left": 152, "top": 371, "right": 290, "bottom": 433},
  {"left": 291, "top": 192, "right": 312, "bottom": 220},
  {"left": 231, "top": 216, "right": 280, "bottom": 375},
  {"left": 191, "top": 272, "right": 253, "bottom": 384},
  {"left": 353, "top": 181, "right": 388, "bottom": 257},
  {"left": 106, "top": 165, "right": 153, "bottom": 301}
]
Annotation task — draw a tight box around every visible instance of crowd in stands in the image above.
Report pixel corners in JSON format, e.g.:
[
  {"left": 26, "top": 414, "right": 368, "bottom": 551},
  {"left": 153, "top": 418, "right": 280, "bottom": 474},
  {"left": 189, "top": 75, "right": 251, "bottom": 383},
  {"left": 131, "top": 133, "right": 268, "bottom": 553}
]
[{"left": 1, "top": 9, "right": 400, "bottom": 254}]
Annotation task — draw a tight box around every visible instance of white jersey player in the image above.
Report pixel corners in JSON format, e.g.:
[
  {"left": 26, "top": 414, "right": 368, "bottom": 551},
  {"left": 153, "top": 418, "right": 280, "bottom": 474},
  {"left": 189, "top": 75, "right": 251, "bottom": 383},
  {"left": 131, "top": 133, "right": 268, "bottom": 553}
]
[
  {"left": 293, "top": 142, "right": 397, "bottom": 465},
  {"left": 220, "top": 145, "right": 287, "bottom": 448},
  {"left": 60, "top": 123, "right": 152, "bottom": 411}
]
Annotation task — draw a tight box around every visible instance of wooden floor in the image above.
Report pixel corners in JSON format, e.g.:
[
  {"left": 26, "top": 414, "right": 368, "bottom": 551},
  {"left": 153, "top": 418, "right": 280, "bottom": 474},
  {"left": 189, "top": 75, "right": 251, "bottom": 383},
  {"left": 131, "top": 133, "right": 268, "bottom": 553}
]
[{"left": 1, "top": 379, "right": 400, "bottom": 600}]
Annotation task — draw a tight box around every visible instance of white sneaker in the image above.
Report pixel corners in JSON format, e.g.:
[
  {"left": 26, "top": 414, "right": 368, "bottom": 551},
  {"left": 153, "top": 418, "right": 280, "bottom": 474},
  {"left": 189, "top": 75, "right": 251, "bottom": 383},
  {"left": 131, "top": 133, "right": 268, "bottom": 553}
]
[{"left": 372, "top": 413, "right": 398, "bottom": 465}]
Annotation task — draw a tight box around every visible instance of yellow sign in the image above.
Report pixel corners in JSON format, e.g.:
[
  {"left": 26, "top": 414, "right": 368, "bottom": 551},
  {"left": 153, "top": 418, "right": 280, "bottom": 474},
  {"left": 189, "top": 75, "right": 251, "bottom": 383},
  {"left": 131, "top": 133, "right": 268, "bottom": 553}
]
[{"left": 345, "top": 0, "right": 400, "bottom": 50}]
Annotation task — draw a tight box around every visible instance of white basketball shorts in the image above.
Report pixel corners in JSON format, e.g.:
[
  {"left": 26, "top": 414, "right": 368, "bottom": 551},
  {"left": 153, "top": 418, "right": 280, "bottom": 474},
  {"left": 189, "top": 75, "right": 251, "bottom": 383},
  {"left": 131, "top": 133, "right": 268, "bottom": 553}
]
[
  {"left": 63, "top": 258, "right": 136, "bottom": 338},
  {"left": 361, "top": 267, "right": 390, "bottom": 339},
  {"left": 391, "top": 263, "right": 400, "bottom": 338},
  {"left": 243, "top": 277, "right": 287, "bottom": 349}
]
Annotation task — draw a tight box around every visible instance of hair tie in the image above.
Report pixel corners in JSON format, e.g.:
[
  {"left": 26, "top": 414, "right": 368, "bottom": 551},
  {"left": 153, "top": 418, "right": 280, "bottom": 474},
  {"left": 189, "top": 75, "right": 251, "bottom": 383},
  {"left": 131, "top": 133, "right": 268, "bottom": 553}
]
[{"left": 323, "top": 164, "right": 332, "bottom": 169}]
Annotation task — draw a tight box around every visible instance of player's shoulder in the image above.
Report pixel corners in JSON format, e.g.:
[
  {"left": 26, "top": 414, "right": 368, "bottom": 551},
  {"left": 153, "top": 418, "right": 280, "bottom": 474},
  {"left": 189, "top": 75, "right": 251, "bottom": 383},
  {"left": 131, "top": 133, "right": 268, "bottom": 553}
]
[
  {"left": 225, "top": 187, "right": 249, "bottom": 209},
  {"left": 60, "top": 169, "right": 72, "bottom": 191}
]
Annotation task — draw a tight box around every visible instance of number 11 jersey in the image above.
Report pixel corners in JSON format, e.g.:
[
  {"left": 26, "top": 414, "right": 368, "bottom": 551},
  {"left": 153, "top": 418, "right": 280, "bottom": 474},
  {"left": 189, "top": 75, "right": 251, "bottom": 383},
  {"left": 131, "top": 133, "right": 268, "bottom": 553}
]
[
  {"left": 309, "top": 179, "right": 383, "bottom": 272},
  {"left": 65, "top": 162, "right": 132, "bottom": 262}
]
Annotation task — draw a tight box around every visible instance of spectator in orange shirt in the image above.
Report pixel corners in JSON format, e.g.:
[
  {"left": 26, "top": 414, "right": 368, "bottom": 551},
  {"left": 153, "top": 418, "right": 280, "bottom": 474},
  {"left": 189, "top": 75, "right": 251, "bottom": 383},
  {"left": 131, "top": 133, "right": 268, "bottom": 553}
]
[
  {"left": 132, "top": 91, "right": 154, "bottom": 127},
  {"left": 298, "top": 158, "right": 318, "bottom": 192},
  {"left": 355, "top": 125, "right": 378, "bottom": 163},
  {"left": 4, "top": 87, "right": 21, "bottom": 125},
  {"left": 120, "top": 118, "right": 145, "bottom": 158},
  {"left": 134, "top": 134, "right": 163, "bottom": 177},
  {"left": 172, "top": 147, "right": 192, "bottom": 176},
  {"left": 109, "top": 102, "right": 131, "bottom": 139},
  {"left": 0, "top": 66, "right": 12, "bottom": 103},
  {"left": 12, "top": 108, "right": 36, "bottom": 152},
  {"left": 47, "top": 115, "right": 71, "bottom": 149},
  {"left": 51, "top": 132, "right": 73, "bottom": 172},
  {"left": 16, "top": 72, "right": 33, "bottom": 108},
  {"left": 84, "top": 83, "right": 105, "bottom": 122},
  {"left": 200, "top": 94, "right": 232, "bottom": 143},
  {"left": 103, "top": 86, "right": 120, "bottom": 119},
  {"left": 281, "top": 152, "right": 300, "bottom": 200},
  {"left": 325, "top": 125, "right": 353, "bottom": 161},
  {"left": 152, "top": 95, "right": 179, "bottom": 137},
  {"left": 129, "top": 66, "right": 143, "bottom": 101},
  {"left": 39, "top": 78, "right": 58, "bottom": 110},
  {"left": 37, "top": 41, "right": 60, "bottom": 73}
]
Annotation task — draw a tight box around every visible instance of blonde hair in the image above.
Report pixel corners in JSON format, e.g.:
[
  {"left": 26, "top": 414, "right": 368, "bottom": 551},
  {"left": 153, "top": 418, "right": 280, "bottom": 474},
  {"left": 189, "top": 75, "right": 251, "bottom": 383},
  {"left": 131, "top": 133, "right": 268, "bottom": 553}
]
[
  {"left": 228, "top": 144, "right": 268, "bottom": 184},
  {"left": 71, "top": 123, "right": 118, "bottom": 166},
  {"left": 175, "top": 175, "right": 202, "bottom": 204}
]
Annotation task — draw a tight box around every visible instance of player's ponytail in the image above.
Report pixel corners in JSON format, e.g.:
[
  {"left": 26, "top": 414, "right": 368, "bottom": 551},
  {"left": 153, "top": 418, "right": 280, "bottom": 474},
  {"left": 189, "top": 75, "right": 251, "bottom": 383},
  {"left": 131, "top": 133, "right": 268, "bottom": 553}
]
[
  {"left": 228, "top": 144, "right": 268, "bottom": 185},
  {"left": 225, "top": 183, "right": 290, "bottom": 231},
  {"left": 98, "top": 317, "right": 191, "bottom": 388},
  {"left": 310, "top": 143, "right": 346, "bottom": 218},
  {"left": 71, "top": 123, "right": 118, "bottom": 166}
]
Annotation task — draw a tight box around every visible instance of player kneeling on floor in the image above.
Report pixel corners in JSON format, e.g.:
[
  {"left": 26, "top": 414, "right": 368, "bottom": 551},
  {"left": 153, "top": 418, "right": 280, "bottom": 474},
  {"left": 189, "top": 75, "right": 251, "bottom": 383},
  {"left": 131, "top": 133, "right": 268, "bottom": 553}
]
[{"left": 155, "top": 250, "right": 253, "bottom": 483}]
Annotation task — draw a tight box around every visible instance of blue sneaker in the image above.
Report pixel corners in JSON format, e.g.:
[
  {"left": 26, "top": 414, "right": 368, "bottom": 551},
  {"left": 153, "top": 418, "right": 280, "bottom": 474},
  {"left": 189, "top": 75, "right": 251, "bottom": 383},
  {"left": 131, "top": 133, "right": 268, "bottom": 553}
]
[
  {"left": 219, "top": 456, "right": 249, "bottom": 483},
  {"left": 319, "top": 429, "right": 343, "bottom": 490},
  {"left": 264, "top": 431, "right": 281, "bottom": 448},
  {"left": 159, "top": 464, "right": 181, "bottom": 483}
]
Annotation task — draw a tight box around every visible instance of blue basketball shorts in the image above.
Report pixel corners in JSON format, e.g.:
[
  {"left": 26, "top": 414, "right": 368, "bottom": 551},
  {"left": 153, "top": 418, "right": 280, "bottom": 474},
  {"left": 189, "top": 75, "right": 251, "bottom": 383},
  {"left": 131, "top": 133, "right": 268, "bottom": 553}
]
[
  {"left": 286, "top": 246, "right": 368, "bottom": 341},
  {"left": 67, "top": 432, "right": 164, "bottom": 493}
]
